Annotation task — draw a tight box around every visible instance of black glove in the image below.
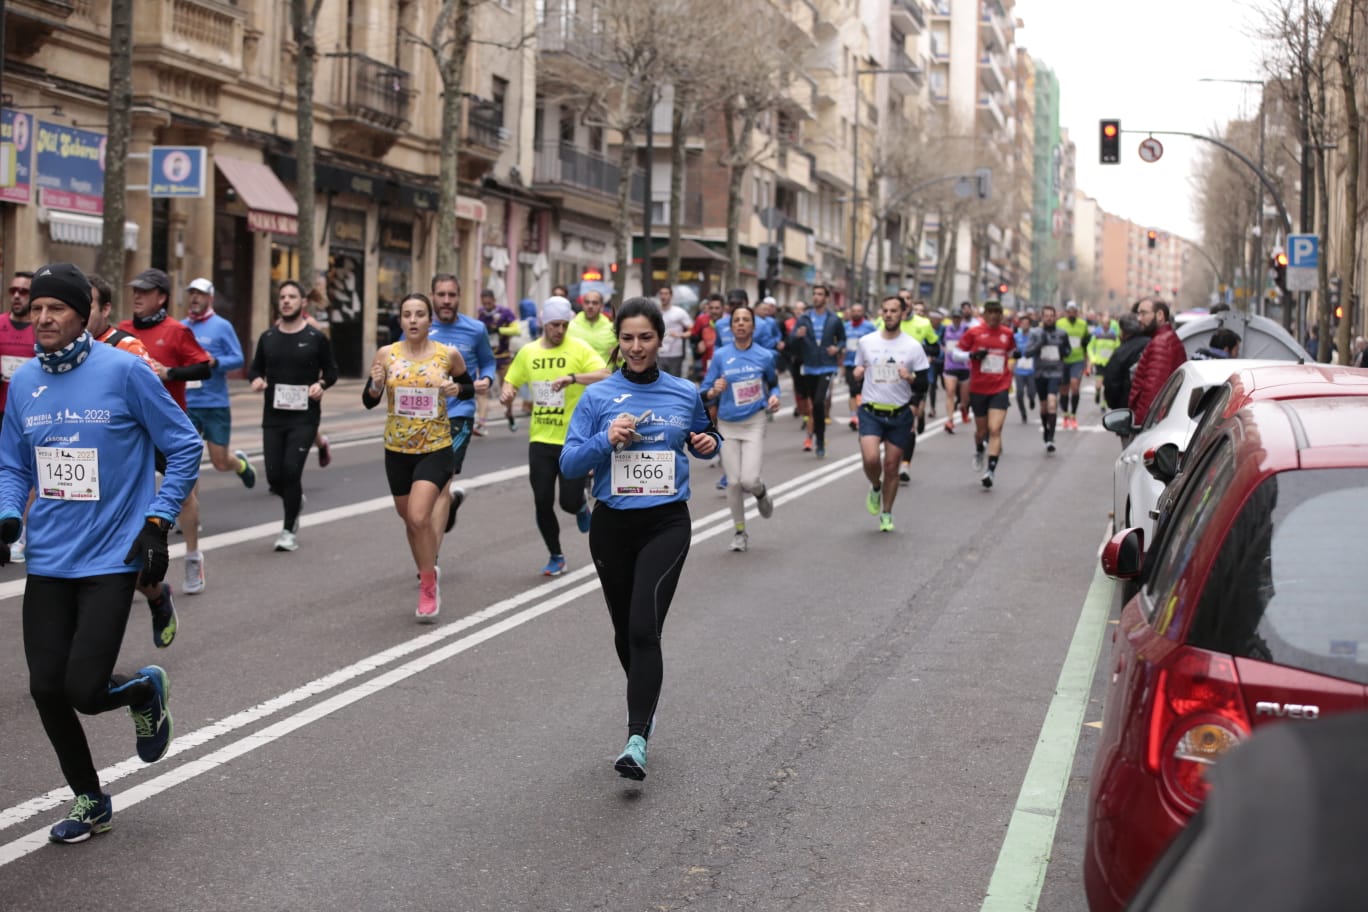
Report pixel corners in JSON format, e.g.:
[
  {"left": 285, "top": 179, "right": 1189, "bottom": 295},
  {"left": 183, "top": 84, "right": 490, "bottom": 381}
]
[
  {"left": 0, "top": 517, "right": 20, "bottom": 568},
  {"left": 123, "top": 518, "right": 170, "bottom": 587},
  {"left": 1011, "top": 349, "right": 1022, "bottom": 359},
  {"left": 970, "top": 349, "right": 987, "bottom": 361}
]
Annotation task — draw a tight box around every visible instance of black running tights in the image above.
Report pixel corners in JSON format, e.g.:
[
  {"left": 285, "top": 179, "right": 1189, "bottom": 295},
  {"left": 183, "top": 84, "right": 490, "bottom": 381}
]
[
  {"left": 588, "top": 502, "right": 692, "bottom": 740},
  {"left": 528, "top": 442, "right": 586, "bottom": 557},
  {"left": 24, "top": 573, "right": 152, "bottom": 796},
  {"left": 807, "top": 373, "right": 833, "bottom": 446},
  {"left": 263, "top": 423, "right": 317, "bottom": 532}
]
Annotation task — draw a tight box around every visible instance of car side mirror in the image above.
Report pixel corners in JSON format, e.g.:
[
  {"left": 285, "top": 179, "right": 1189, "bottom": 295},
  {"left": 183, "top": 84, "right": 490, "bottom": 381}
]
[
  {"left": 1101, "top": 527, "right": 1145, "bottom": 580},
  {"left": 1102, "top": 409, "right": 1135, "bottom": 436},
  {"left": 1143, "top": 442, "right": 1181, "bottom": 484}
]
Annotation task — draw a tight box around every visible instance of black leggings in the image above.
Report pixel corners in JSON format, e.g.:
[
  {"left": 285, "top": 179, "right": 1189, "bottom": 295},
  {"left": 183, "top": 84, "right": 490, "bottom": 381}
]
[
  {"left": 24, "top": 572, "right": 153, "bottom": 796},
  {"left": 263, "top": 423, "right": 318, "bottom": 531},
  {"left": 528, "top": 442, "right": 586, "bottom": 557},
  {"left": 807, "top": 373, "right": 833, "bottom": 446},
  {"left": 589, "top": 501, "right": 691, "bottom": 740}
]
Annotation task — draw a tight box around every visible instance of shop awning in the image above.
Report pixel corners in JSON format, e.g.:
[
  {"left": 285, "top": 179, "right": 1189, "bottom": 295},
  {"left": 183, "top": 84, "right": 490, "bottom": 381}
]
[
  {"left": 214, "top": 155, "right": 299, "bottom": 237},
  {"left": 46, "top": 211, "right": 139, "bottom": 251}
]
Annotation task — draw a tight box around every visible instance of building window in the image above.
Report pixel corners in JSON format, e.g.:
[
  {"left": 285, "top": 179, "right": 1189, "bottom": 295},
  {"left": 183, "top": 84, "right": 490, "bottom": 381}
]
[
  {"left": 492, "top": 76, "right": 509, "bottom": 126},
  {"left": 559, "top": 108, "right": 575, "bottom": 144}
]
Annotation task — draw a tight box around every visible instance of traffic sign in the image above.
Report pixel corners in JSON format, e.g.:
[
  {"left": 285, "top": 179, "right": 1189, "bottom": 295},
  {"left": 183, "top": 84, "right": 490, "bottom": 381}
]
[
  {"left": 149, "top": 146, "right": 206, "bottom": 198},
  {"left": 1138, "top": 138, "right": 1164, "bottom": 163},
  {"left": 1287, "top": 234, "right": 1319, "bottom": 268}
]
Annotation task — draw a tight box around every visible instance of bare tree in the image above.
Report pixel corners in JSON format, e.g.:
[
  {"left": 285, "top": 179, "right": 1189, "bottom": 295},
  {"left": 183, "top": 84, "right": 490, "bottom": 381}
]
[
  {"left": 1330, "top": 0, "right": 1363, "bottom": 361},
  {"left": 98, "top": 0, "right": 133, "bottom": 301},
  {"left": 1193, "top": 120, "right": 1259, "bottom": 309},
  {"left": 291, "top": 0, "right": 326, "bottom": 295}
]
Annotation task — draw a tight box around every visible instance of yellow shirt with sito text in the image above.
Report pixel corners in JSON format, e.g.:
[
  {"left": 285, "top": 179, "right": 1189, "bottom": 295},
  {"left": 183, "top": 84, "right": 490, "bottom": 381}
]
[{"left": 504, "top": 336, "right": 607, "bottom": 445}]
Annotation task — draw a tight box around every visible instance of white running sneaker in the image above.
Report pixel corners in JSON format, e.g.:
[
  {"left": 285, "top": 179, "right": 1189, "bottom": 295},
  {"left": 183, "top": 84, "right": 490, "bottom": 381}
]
[
  {"left": 755, "top": 486, "right": 774, "bottom": 519},
  {"left": 183, "top": 552, "right": 205, "bottom": 594},
  {"left": 273, "top": 529, "right": 299, "bottom": 552},
  {"left": 729, "top": 530, "right": 749, "bottom": 552}
]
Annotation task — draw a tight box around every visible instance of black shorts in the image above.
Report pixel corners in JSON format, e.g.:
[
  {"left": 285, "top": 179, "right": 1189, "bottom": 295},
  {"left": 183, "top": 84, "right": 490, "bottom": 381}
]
[
  {"left": 844, "top": 365, "right": 863, "bottom": 397},
  {"left": 384, "top": 448, "right": 455, "bottom": 497},
  {"left": 944, "top": 368, "right": 971, "bottom": 382},
  {"left": 969, "top": 390, "right": 1011, "bottom": 417},
  {"left": 449, "top": 416, "right": 474, "bottom": 475},
  {"left": 1034, "top": 375, "right": 1063, "bottom": 398}
]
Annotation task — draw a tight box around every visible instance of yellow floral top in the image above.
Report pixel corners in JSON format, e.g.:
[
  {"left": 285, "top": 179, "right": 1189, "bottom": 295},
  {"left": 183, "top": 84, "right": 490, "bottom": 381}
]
[{"left": 383, "top": 343, "right": 454, "bottom": 454}]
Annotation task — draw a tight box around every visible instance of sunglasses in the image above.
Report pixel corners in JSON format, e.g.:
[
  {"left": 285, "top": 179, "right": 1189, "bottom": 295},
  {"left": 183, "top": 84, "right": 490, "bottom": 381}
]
[{"left": 9, "top": 287, "right": 29, "bottom": 295}]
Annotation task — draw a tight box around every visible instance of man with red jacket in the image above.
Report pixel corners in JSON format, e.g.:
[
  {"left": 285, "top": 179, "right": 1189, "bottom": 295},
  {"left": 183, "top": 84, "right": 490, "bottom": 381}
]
[
  {"left": 1127, "top": 298, "right": 1186, "bottom": 425},
  {"left": 958, "top": 300, "right": 1017, "bottom": 489}
]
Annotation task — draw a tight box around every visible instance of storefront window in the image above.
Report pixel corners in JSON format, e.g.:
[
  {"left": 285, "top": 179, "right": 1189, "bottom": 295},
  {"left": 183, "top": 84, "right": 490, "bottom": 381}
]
[
  {"left": 327, "top": 207, "right": 367, "bottom": 376},
  {"left": 377, "top": 220, "right": 413, "bottom": 345}
]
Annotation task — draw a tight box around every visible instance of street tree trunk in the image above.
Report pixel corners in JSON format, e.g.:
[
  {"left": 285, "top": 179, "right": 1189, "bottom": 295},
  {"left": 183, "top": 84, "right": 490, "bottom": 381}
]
[
  {"left": 613, "top": 127, "right": 637, "bottom": 306},
  {"left": 98, "top": 0, "right": 133, "bottom": 302},
  {"left": 292, "top": 0, "right": 325, "bottom": 295},
  {"left": 723, "top": 99, "right": 754, "bottom": 291},
  {"left": 902, "top": 210, "right": 926, "bottom": 295},
  {"left": 432, "top": 0, "right": 473, "bottom": 279},
  {"left": 666, "top": 88, "right": 692, "bottom": 290},
  {"left": 1337, "top": 5, "right": 1361, "bottom": 361}
]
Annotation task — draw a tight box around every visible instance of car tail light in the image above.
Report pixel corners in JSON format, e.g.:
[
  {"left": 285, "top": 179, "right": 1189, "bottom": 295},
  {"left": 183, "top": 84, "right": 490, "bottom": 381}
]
[{"left": 1145, "top": 647, "right": 1250, "bottom": 815}]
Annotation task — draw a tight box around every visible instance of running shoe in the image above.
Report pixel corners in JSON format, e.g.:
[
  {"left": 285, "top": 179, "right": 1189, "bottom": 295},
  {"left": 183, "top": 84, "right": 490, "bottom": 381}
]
[
  {"left": 866, "top": 486, "right": 881, "bottom": 516},
  {"left": 614, "top": 734, "right": 648, "bottom": 781},
  {"left": 234, "top": 449, "right": 257, "bottom": 489},
  {"left": 755, "top": 486, "right": 774, "bottom": 519},
  {"left": 878, "top": 513, "right": 895, "bottom": 532},
  {"left": 507, "top": 413, "right": 517, "bottom": 432},
  {"left": 576, "top": 504, "right": 592, "bottom": 533},
  {"left": 961, "top": 408, "right": 970, "bottom": 424},
  {"left": 416, "top": 570, "right": 440, "bottom": 623},
  {"left": 273, "top": 529, "right": 299, "bottom": 552},
  {"left": 48, "top": 792, "right": 113, "bottom": 844},
  {"left": 981, "top": 468, "right": 995, "bottom": 489},
  {"left": 9, "top": 538, "right": 24, "bottom": 563},
  {"left": 716, "top": 474, "right": 729, "bottom": 491},
  {"left": 802, "top": 435, "right": 813, "bottom": 452},
  {"left": 542, "top": 554, "right": 567, "bottom": 577},
  {"left": 815, "top": 445, "right": 825, "bottom": 458},
  {"left": 129, "top": 665, "right": 172, "bottom": 763},
  {"left": 446, "top": 486, "right": 466, "bottom": 533},
  {"left": 973, "top": 450, "right": 986, "bottom": 473},
  {"left": 916, "top": 415, "right": 926, "bottom": 434},
  {"left": 183, "top": 552, "right": 205, "bottom": 595},
  {"left": 472, "top": 421, "right": 486, "bottom": 437},
  {"left": 317, "top": 435, "right": 332, "bottom": 468},
  {"left": 1045, "top": 441, "right": 1056, "bottom": 454},
  {"left": 943, "top": 415, "right": 955, "bottom": 434},
  {"left": 729, "top": 530, "right": 749, "bottom": 552},
  {"left": 899, "top": 469, "right": 911, "bottom": 485},
  {"left": 150, "top": 583, "right": 177, "bottom": 649}
]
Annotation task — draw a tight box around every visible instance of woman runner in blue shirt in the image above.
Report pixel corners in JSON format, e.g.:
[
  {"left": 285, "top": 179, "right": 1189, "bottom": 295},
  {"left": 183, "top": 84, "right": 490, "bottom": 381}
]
[{"left": 561, "top": 297, "right": 721, "bottom": 782}]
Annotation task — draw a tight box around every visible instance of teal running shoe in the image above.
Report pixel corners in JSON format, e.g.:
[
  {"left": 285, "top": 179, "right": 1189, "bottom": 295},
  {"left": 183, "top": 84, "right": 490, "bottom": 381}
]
[
  {"left": 49, "top": 792, "right": 113, "bottom": 844},
  {"left": 129, "top": 665, "right": 173, "bottom": 763},
  {"left": 614, "top": 734, "right": 648, "bottom": 781}
]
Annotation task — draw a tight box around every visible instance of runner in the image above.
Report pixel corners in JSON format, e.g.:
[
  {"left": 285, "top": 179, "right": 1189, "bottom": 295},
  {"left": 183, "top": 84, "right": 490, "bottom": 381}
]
[
  {"left": 792, "top": 284, "right": 845, "bottom": 457},
  {"left": 854, "top": 296, "right": 930, "bottom": 531},
  {"left": 499, "top": 296, "right": 608, "bottom": 576},
  {"left": 689, "top": 294, "right": 723, "bottom": 383},
  {"left": 1057, "top": 300, "right": 1090, "bottom": 429},
  {"left": 779, "top": 300, "right": 809, "bottom": 427},
  {"left": 0, "top": 263, "right": 197, "bottom": 843},
  {"left": 755, "top": 296, "right": 782, "bottom": 353},
  {"left": 182, "top": 278, "right": 256, "bottom": 490},
  {"left": 363, "top": 292, "right": 472, "bottom": 621},
  {"left": 1086, "top": 317, "right": 1120, "bottom": 405},
  {"left": 842, "top": 302, "right": 876, "bottom": 431},
  {"left": 1012, "top": 313, "right": 1037, "bottom": 423},
  {"left": 891, "top": 293, "right": 940, "bottom": 476},
  {"left": 701, "top": 302, "right": 780, "bottom": 552},
  {"left": 560, "top": 296, "right": 721, "bottom": 781},
  {"left": 939, "top": 310, "right": 972, "bottom": 433},
  {"left": 120, "top": 269, "right": 213, "bottom": 595},
  {"left": 0, "top": 270, "right": 35, "bottom": 562},
  {"left": 657, "top": 285, "right": 693, "bottom": 378},
  {"left": 424, "top": 273, "right": 496, "bottom": 539},
  {"left": 957, "top": 300, "right": 1017, "bottom": 488},
  {"left": 247, "top": 280, "right": 339, "bottom": 551},
  {"left": 1024, "top": 305, "right": 1072, "bottom": 454},
  {"left": 568, "top": 287, "right": 617, "bottom": 363},
  {"left": 476, "top": 288, "right": 519, "bottom": 433}
]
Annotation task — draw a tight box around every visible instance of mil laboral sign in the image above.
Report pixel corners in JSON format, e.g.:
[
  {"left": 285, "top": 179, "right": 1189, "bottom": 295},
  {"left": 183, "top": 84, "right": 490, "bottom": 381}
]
[
  {"left": 150, "top": 146, "right": 206, "bottom": 197},
  {"left": 35, "top": 121, "right": 106, "bottom": 214},
  {"left": 0, "top": 110, "right": 34, "bottom": 204}
]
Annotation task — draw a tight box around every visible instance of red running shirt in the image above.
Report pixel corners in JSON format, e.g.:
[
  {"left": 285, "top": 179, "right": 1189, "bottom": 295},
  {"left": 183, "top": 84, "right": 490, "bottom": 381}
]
[
  {"left": 958, "top": 323, "right": 1017, "bottom": 395},
  {"left": 0, "top": 313, "right": 35, "bottom": 411},
  {"left": 119, "top": 316, "right": 210, "bottom": 411}
]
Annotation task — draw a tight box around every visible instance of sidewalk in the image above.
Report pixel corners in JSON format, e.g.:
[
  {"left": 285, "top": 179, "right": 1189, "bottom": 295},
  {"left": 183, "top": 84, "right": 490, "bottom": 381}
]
[{"left": 225, "top": 378, "right": 381, "bottom": 457}]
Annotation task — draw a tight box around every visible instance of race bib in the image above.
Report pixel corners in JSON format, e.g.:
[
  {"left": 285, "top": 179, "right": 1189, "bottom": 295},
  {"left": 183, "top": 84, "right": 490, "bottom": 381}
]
[
  {"left": 1068, "top": 335, "right": 1084, "bottom": 353},
  {"left": 1040, "top": 345, "right": 1061, "bottom": 363},
  {"left": 846, "top": 337, "right": 859, "bottom": 352},
  {"left": 732, "top": 377, "right": 764, "bottom": 406},
  {"left": 611, "top": 449, "right": 676, "bottom": 496},
  {"left": 395, "top": 386, "right": 439, "bottom": 419},
  {"left": 983, "top": 352, "right": 1006, "bottom": 374},
  {"left": 273, "top": 383, "right": 310, "bottom": 411},
  {"left": 531, "top": 380, "right": 565, "bottom": 409},
  {"left": 185, "top": 380, "right": 203, "bottom": 390},
  {"left": 1, "top": 354, "right": 29, "bottom": 380},
  {"left": 36, "top": 446, "right": 100, "bottom": 501},
  {"left": 871, "top": 361, "right": 900, "bottom": 384},
  {"left": 1016, "top": 357, "right": 1035, "bottom": 371}
]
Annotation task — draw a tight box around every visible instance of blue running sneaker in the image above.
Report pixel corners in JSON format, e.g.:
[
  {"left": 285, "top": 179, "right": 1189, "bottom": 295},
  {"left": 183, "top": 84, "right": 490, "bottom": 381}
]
[
  {"left": 716, "top": 474, "right": 729, "bottom": 490},
  {"left": 150, "top": 583, "right": 177, "bottom": 649},
  {"left": 48, "top": 792, "right": 113, "bottom": 844},
  {"left": 542, "top": 554, "right": 567, "bottom": 577},
  {"left": 614, "top": 734, "right": 648, "bottom": 781},
  {"left": 234, "top": 449, "right": 256, "bottom": 489},
  {"left": 576, "top": 504, "right": 591, "bottom": 534},
  {"left": 129, "top": 665, "right": 173, "bottom": 763}
]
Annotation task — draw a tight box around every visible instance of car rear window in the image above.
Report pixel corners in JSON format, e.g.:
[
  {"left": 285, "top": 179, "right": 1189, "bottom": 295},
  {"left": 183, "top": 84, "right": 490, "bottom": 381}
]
[{"left": 1188, "top": 468, "right": 1368, "bottom": 684}]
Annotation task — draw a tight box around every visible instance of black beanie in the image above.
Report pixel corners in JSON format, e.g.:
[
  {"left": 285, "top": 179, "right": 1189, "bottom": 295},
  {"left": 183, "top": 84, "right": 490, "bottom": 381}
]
[{"left": 30, "top": 263, "right": 92, "bottom": 320}]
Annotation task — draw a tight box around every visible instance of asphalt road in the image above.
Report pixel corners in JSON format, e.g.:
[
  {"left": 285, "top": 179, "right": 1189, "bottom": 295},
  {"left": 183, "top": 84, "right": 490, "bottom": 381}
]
[{"left": 0, "top": 382, "right": 1123, "bottom": 912}]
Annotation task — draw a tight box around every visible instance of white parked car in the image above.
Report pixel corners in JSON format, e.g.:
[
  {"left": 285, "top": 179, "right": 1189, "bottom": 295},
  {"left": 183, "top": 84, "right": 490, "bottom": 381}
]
[{"left": 1101, "top": 359, "right": 1279, "bottom": 542}]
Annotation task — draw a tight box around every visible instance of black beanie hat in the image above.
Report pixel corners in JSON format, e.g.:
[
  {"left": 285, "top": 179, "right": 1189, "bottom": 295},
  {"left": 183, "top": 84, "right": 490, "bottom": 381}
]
[{"left": 29, "top": 263, "right": 92, "bottom": 320}]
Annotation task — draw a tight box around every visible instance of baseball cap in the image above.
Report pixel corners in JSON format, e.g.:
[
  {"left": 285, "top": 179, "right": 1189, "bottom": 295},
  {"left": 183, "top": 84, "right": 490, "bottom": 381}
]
[
  {"left": 187, "top": 277, "right": 214, "bottom": 294},
  {"left": 130, "top": 268, "right": 170, "bottom": 294},
  {"left": 1065, "top": 300, "right": 1079, "bottom": 311},
  {"left": 30, "top": 263, "right": 93, "bottom": 320},
  {"left": 761, "top": 295, "right": 777, "bottom": 306}
]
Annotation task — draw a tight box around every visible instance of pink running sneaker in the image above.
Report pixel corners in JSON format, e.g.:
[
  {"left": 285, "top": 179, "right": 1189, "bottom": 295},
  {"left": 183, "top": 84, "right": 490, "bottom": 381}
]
[{"left": 416, "top": 568, "right": 441, "bottom": 623}]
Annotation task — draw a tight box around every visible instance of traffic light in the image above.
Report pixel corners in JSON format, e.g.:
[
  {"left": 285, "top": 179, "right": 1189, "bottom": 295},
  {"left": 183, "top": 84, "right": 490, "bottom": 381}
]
[
  {"left": 766, "top": 244, "right": 781, "bottom": 285},
  {"left": 1146, "top": 229, "right": 1157, "bottom": 249},
  {"left": 996, "top": 282, "right": 1008, "bottom": 295},
  {"left": 1270, "top": 251, "right": 1288, "bottom": 301},
  {"left": 1330, "top": 275, "right": 1343, "bottom": 325},
  {"left": 1100, "top": 119, "right": 1121, "bottom": 164}
]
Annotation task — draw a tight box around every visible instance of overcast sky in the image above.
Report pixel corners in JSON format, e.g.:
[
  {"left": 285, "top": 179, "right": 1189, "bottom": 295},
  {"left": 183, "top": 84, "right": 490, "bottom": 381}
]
[{"left": 1014, "top": 0, "right": 1273, "bottom": 243}]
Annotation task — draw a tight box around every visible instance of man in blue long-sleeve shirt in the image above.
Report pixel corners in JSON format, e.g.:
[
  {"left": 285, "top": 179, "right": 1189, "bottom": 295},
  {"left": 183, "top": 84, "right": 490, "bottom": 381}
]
[
  {"left": 0, "top": 263, "right": 200, "bottom": 844},
  {"left": 184, "top": 277, "right": 256, "bottom": 490}
]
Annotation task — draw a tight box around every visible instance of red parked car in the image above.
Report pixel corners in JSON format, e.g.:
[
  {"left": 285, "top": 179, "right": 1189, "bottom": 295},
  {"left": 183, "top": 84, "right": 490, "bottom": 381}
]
[{"left": 1086, "top": 392, "right": 1368, "bottom": 911}]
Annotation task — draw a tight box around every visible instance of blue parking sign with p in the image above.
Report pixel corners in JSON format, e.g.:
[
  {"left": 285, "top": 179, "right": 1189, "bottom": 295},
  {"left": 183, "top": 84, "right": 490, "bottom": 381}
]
[{"left": 1288, "top": 234, "right": 1319, "bottom": 269}]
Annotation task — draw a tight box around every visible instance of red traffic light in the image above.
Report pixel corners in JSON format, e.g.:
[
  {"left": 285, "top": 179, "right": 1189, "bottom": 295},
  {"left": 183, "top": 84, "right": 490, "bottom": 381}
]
[
  {"left": 1336, "top": 305, "right": 1345, "bottom": 320},
  {"left": 1275, "top": 252, "right": 1288, "bottom": 267},
  {"left": 581, "top": 267, "right": 603, "bottom": 281},
  {"left": 996, "top": 282, "right": 1008, "bottom": 294},
  {"left": 1104, "top": 124, "right": 1118, "bottom": 138},
  {"left": 1147, "top": 230, "right": 1157, "bottom": 240}
]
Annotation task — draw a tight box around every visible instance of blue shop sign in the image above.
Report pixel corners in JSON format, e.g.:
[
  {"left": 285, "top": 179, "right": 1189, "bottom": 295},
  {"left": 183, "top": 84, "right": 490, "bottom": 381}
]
[
  {"left": 150, "top": 146, "right": 206, "bottom": 198},
  {"left": 35, "top": 121, "right": 106, "bottom": 214}
]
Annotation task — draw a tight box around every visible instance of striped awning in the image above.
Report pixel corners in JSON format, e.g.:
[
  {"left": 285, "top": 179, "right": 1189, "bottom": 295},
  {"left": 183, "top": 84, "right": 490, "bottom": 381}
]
[{"left": 47, "top": 211, "right": 139, "bottom": 251}]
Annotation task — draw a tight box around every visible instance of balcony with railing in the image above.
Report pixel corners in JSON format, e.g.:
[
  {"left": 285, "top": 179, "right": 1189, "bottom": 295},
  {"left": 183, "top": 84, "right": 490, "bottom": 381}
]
[
  {"left": 978, "top": 48, "right": 1007, "bottom": 92},
  {"left": 537, "top": 13, "right": 621, "bottom": 80},
  {"left": 979, "top": 1, "right": 1008, "bottom": 53},
  {"left": 889, "top": 44, "right": 925, "bottom": 94},
  {"left": 977, "top": 92, "right": 1006, "bottom": 132},
  {"left": 7, "top": 0, "right": 76, "bottom": 55},
  {"left": 927, "top": 0, "right": 951, "bottom": 18},
  {"left": 330, "top": 53, "right": 411, "bottom": 157},
  {"left": 462, "top": 96, "right": 506, "bottom": 160},
  {"left": 891, "top": 0, "right": 926, "bottom": 33},
  {"left": 533, "top": 142, "right": 645, "bottom": 208}
]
